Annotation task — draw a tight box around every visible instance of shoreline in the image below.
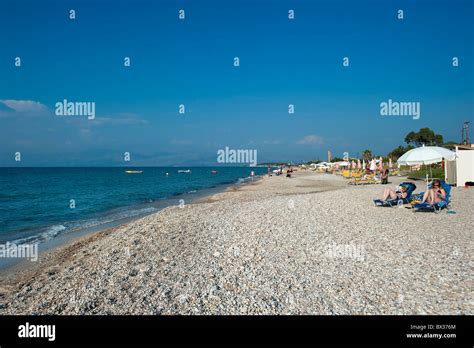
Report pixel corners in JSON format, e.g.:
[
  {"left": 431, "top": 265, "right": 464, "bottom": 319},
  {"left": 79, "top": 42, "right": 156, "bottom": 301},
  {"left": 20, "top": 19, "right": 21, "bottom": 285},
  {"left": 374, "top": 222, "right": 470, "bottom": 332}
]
[
  {"left": 0, "top": 174, "right": 273, "bottom": 300},
  {"left": 1, "top": 174, "right": 269, "bottom": 279},
  {"left": 0, "top": 172, "right": 265, "bottom": 273},
  {"left": 1, "top": 171, "right": 472, "bottom": 315}
]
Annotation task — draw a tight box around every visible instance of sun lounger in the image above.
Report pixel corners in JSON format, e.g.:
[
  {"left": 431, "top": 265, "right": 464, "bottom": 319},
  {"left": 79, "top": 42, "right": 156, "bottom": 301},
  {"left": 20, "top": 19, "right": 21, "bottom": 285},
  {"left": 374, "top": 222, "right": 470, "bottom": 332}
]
[
  {"left": 390, "top": 169, "right": 400, "bottom": 176},
  {"left": 349, "top": 174, "right": 381, "bottom": 185},
  {"left": 373, "top": 182, "right": 417, "bottom": 207},
  {"left": 411, "top": 180, "right": 451, "bottom": 213}
]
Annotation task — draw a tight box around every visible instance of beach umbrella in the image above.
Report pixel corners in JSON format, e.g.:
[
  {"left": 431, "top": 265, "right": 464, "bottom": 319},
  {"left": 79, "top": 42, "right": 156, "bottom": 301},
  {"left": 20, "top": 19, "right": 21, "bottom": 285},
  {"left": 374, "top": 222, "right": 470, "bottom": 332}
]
[
  {"left": 362, "top": 159, "right": 366, "bottom": 169},
  {"left": 389, "top": 158, "right": 393, "bottom": 169},
  {"left": 370, "top": 159, "right": 377, "bottom": 171},
  {"left": 357, "top": 159, "right": 361, "bottom": 169},
  {"left": 397, "top": 145, "right": 456, "bottom": 165},
  {"left": 378, "top": 156, "right": 383, "bottom": 171},
  {"left": 351, "top": 160, "right": 356, "bottom": 170},
  {"left": 397, "top": 145, "right": 456, "bottom": 183}
]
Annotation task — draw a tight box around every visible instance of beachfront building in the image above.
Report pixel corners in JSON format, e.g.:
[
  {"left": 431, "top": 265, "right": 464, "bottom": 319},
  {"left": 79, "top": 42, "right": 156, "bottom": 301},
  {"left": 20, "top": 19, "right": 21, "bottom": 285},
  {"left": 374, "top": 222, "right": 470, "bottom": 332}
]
[{"left": 445, "top": 144, "right": 474, "bottom": 186}]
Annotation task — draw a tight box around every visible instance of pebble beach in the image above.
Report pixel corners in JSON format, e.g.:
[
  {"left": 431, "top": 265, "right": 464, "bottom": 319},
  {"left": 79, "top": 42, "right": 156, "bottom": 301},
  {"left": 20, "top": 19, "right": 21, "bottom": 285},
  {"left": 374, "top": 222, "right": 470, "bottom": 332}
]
[{"left": 0, "top": 171, "right": 472, "bottom": 315}]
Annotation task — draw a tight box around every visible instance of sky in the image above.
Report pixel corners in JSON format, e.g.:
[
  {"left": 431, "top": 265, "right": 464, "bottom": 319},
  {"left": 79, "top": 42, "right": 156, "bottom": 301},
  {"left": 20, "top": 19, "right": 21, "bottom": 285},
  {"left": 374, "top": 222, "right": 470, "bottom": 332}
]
[{"left": 0, "top": 0, "right": 473, "bottom": 166}]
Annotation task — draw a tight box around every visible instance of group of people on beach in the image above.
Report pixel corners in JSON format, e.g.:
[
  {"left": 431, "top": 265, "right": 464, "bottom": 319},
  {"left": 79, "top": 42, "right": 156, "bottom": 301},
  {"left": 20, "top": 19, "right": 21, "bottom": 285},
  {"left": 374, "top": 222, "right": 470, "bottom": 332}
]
[
  {"left": 381, "top": 178, "right": 446, "bottom": 205},
  {"left": 267, "top": 165, "right": 293, "bottom": 178}
]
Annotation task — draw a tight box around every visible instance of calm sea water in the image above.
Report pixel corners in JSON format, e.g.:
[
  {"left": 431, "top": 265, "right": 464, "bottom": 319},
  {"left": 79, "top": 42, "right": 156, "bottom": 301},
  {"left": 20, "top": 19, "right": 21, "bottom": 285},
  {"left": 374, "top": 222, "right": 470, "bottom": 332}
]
[{"left": 0, "top": 167, "right": 267, "bottom": 245}]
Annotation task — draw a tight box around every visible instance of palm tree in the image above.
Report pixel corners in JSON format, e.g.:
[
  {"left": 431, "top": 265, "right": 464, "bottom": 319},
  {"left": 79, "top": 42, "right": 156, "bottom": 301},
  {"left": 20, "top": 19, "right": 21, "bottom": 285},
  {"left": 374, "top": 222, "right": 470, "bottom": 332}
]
[{"left": 362, "top": 149, "right": 373, "bottom": 162}]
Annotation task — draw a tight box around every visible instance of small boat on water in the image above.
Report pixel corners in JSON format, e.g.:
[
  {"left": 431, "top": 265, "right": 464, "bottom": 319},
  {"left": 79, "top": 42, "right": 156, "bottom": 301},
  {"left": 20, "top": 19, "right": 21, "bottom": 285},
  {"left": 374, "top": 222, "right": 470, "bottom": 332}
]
[
  {"left": 125, "top": 170, "right": 143, "bottom": 174},
  {"left": 177, "top": 169, "right": 191, "bottom": 173},
  {"left": 211, "top": 170, "right": 218, "bottom": 174}
]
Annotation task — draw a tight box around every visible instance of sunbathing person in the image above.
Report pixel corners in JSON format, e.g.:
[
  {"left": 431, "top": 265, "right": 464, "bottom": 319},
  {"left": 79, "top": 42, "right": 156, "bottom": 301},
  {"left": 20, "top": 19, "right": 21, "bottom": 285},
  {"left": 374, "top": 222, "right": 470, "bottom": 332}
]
[
  {"left": 420, "top": 179, "right": 446, "bottom": 205},
  {"left": 381, "top": 185, "right": 407, "bottom": 201},
  {"left": 381, "top": 169, "right": 389, "bottom": 185}
]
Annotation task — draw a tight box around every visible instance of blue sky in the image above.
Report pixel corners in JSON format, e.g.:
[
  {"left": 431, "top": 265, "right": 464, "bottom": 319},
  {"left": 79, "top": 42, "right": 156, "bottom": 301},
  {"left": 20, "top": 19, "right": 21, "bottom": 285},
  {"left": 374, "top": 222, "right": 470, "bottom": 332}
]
[{"left": 1, "top": 0, "right": 473, "bottom": 166}]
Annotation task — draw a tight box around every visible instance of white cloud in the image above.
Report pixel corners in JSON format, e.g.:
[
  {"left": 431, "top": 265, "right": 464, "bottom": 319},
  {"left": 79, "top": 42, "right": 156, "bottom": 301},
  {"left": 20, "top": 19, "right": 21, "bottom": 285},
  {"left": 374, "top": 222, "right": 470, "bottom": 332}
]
[
  {"left": 296, "top": 134, "right": 324, "bottom": 145},
  {"left": 0, "top": 100, "right": 48, "bottom": 113}
]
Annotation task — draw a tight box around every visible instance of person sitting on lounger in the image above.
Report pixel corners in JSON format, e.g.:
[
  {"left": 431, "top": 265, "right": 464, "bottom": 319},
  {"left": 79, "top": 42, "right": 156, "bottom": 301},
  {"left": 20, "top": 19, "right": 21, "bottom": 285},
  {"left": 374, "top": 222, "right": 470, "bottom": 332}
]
[
  {"left": 420, "top": 179, "right": 446, "bottom": 205},
  {"left": 381, "top": 169, "right": 389, "bottom": 185},
  {"left": 381, "top": 185, "right": 407, "bottom": 201}
]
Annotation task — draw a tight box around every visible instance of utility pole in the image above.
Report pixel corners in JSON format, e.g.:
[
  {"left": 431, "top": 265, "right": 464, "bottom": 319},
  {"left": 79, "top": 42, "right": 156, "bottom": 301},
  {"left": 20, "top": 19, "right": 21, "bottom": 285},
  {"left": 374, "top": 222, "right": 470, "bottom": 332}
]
[{"left": 462, "top": 122, "right": 470, "bottom": 145}]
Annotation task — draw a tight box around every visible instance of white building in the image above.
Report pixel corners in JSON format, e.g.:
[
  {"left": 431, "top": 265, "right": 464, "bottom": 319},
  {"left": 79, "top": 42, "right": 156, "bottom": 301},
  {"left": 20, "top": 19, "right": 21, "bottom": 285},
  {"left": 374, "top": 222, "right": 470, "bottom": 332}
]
[{"left": 445, "top": 145, "right": 474, "bottom": 186}]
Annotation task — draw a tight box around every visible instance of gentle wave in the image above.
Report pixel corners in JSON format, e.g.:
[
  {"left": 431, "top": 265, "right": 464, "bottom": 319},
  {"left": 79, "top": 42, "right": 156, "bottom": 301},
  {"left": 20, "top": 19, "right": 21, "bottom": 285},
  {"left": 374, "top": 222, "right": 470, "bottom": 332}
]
[
  {"left": 12, "top": 224, "right": 66, "bottom": 245},
  {"left": 10, "top": 207, "right": 159, "bottom": 245}
]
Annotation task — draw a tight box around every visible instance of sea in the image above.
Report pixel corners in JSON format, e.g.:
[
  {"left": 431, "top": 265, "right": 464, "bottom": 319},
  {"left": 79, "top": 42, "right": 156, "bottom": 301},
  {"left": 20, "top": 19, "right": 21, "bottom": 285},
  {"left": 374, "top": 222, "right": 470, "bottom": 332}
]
[{"left": 0, "top": 167, "right": 267, "bottom": 248}]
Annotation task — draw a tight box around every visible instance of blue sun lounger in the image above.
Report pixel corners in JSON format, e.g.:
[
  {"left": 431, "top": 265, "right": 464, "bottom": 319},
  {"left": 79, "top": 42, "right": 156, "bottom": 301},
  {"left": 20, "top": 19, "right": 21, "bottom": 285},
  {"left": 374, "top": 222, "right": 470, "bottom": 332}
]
[
  {"left": 373, "top": 182, "right": 417, "bottom": 207},
  {"left": 412, "top": 180, "right": 451, "bottom": 213}
]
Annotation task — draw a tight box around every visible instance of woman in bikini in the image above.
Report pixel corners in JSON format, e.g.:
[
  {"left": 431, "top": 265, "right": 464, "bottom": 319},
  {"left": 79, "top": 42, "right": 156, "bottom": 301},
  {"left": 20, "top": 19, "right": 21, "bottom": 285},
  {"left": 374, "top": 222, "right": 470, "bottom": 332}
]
[
  {"left": 381, "top": 185, "right": 407, "bottom": 201},
  {"left": 420, "top": 179, "right": 446, "bottom": 205}
]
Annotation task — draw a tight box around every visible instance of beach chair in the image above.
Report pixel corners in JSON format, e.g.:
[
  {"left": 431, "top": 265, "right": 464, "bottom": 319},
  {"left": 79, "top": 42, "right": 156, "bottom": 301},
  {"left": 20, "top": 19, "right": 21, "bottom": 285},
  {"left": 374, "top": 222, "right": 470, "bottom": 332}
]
[
  {"left": 373, "top": 182, "right": 417, "bottom": 207},
  {"left": 411, "top": 181, "right": 452, "bottom": 213},
  {"left": 349, "top": 173, "right": 380, "bottom": 185},
  {"left": 341, "top": 170, "right": 351, "bottom": 178},
  {"left": 390, "top": 169, "right": 400, "bottom": 176}
]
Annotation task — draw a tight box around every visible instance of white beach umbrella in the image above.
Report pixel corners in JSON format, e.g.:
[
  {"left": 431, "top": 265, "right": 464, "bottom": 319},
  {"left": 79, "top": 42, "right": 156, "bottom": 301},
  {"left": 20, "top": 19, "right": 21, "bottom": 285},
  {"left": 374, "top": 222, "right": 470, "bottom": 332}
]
[
  {"left": 370, "top": 159, "right": 377, "bottom": 171},
  {"left": 397, "top": 145, "right": 456, "bottom": 184},
  {"left": 397, "top": 145, "right": 456, "bottom": 165}
]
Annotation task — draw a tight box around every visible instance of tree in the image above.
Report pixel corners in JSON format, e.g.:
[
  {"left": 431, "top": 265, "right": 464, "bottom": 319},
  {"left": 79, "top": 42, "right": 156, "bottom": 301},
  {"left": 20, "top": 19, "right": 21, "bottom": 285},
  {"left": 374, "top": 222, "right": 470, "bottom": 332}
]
[
  {"left": 404, "top": 128, "right": 444, "bottom": 147},
  {"left": 304, "top": 159, "right": 321, "bottom": 164},
  {"left": 388, "top": 145, "right": 414, "bottom": 160},
  {"left": 362, "top": 149, "right": 373, "bottom": 162}
]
